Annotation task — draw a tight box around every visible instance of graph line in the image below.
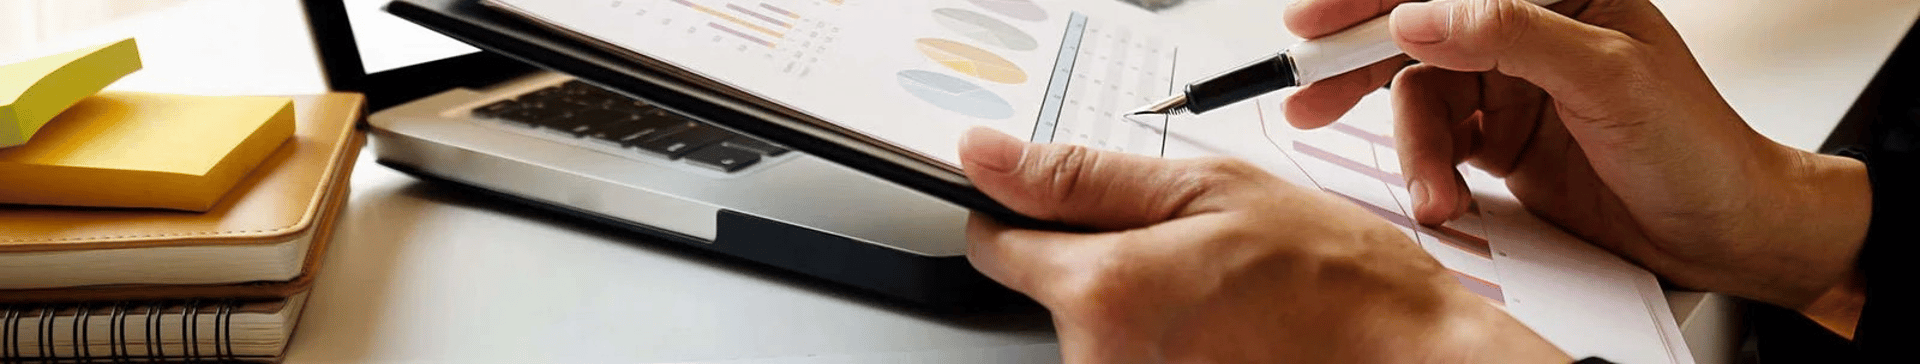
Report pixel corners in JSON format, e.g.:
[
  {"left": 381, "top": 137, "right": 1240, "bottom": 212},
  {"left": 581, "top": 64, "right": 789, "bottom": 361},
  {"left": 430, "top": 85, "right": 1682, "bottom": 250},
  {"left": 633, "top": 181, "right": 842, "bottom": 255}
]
[
  {"left": 1328, "top": 122, "right": 1394, "bottom": 147},
  {"left": 1256, "top": 101, "right": 1323, "bottom": 190},
  {"left": 1326, "top": 190, "right": 1494, "bottom": 259},
  {"left": 672, "top": 0, "right": 784, "bottom": 38},
  {"left": 1451, "top": 270, "right": 1506, "bottom": 304},
  {"left": 1293, "top": 141, "right": 1406, "bottom": 187},
  {"left": 707, "top": 22, "right": 774, "bottom": 47},
  {"left": 758, "top": 3, "right": 800, "bottom": 18},
  {"left": 727, "top": 3, "right": 792, "bottom": 28}
]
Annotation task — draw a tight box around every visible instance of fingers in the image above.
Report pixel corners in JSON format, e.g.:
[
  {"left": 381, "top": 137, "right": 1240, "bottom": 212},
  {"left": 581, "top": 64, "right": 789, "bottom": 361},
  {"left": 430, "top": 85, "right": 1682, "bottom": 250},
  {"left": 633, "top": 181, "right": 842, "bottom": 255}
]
[
  {"left": 1463, "top": 72, "right": 1549, "bottom": 176},
  {"left": 969, "top": 213, "right": 1158, "bottom": 364},
  {"left": 1391, "top": 65, "right": 1481, "bottom": 224},
  {"left": 965, "top": 214, "right": 1092, "bottom": 299},
  {"left": 1388, "top": 0, "right": 1638, "bottom": 107},
  {"left": 1285, "top": 0, "right": 1419, "bottom": 39},
  {"left": 958, "top": 128, "right": 1231, "bottom": 230},
  {"left": 1280, "top": 55, "right": 1409, "bottom": 129}
]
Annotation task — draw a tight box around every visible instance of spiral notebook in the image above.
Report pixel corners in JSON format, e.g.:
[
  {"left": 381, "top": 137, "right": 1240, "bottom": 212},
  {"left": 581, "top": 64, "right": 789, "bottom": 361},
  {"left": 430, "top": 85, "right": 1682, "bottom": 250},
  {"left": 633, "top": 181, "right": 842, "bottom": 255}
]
[{"left": 0, "top": 294, "right": 309, "bottom": 363}]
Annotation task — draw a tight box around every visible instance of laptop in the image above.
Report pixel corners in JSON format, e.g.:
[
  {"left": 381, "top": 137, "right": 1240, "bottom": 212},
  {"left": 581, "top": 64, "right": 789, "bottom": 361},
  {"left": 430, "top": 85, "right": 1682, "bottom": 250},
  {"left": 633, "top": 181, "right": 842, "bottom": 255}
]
[{"left": 301, "top": 0, "right": 1174, "bottom": 307}]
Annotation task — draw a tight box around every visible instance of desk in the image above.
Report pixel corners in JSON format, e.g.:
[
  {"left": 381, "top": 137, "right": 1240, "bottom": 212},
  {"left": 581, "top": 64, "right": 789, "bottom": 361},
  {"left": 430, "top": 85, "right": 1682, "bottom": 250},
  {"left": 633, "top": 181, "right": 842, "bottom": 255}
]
[{"left": 5, "top": 0, "right": 1914, "bottom": 362}]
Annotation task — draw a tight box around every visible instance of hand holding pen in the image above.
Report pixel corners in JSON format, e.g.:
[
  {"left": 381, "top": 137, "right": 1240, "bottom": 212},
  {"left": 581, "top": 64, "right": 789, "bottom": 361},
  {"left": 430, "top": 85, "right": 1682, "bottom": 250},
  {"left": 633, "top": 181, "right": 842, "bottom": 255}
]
[
  {"left": 1128, "top": 0, "right": 1562, "bottom": 117},
  {"left": 1267, "top": 0, "right": 1878, "bottom": 330}
]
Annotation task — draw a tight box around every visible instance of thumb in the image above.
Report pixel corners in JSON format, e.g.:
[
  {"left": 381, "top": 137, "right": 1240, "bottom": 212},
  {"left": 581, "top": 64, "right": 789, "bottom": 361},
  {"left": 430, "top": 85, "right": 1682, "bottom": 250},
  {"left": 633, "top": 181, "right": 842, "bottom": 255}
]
[
  {"left": 1389, "top": 0, "right": 1642, "bottom": 109},
  {"left": 958, "top": 127, "right": 1224, "bottom": 230}
]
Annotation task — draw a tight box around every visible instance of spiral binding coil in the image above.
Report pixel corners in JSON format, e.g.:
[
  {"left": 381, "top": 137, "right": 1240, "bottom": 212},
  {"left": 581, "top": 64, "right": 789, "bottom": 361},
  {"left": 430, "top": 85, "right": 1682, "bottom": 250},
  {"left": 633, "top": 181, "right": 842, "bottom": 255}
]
[{"left": 1, "top": 300, "right": 254, "bottom": 363}]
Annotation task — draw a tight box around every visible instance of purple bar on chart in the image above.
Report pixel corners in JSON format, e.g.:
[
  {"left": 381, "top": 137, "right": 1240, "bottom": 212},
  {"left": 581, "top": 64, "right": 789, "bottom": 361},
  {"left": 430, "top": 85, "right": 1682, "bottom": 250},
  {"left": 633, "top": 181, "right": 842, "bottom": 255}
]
[
  {"left": 727, "top": 3, "right": 792, "bottom": 28},
  {"left": 673, "top": 0, "right": 783, "bottom": 37},
  {"left": 708, "top": 22, "right": 775, "bottom": 47},
  {"left": 1328, "top": 190, "right": 1414, "bottom": 228},
  {"left": 1292, "top": 141, "right": 1405, "bottom": 187},
  {"left": 1452, "top": 270, "right": 1506, "bottom": 304},
  {"left": 1430, "top": 223, "right": 1492, "bottom": 258},
  {"left": 1328, "top": 123, "right": 1394, "bottom": 148},
  {"left": 759, "top": 3, "right": 800, "bottom": 18},
  {"left": 1326, "top": 190, "right": 1493, "bottom": 259}
]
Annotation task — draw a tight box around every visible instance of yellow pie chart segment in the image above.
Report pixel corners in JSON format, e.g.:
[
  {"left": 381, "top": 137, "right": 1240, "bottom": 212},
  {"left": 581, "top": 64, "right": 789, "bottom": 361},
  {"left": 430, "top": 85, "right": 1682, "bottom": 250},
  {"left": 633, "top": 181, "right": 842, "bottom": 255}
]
[{"left": 914, "top": 38, "right": 1027, "bottom": 84}]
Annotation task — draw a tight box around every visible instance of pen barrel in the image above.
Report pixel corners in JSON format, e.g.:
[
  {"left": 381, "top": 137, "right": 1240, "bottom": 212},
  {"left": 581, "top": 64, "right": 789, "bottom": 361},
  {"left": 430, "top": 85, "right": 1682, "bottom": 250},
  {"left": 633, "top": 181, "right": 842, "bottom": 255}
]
[{"left": 1184, "top": 54, "right": 1296, "bottom": 114}]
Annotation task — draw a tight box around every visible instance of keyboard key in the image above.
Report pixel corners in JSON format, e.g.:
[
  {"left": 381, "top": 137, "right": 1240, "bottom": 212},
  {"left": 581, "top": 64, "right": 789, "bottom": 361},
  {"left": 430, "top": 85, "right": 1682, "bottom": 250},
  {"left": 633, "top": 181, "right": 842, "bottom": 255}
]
[
  {"left": 720, "top": 137, "right": 791, "bottom": 156},
  {"left": 553, "top": 108, "right": 637, "bottom": 137},
  {"left": 684, "top": 145, "right": 763, "bottom": 172},
  {"left": 610, "top": 120, "right": 690, "bottom": 146},
  {"left": 628, "top": 124, "right": 734, "bottom": 159},
  {"left": 472, "top": 99, "right": 519, "bottom": 119},
  {"left": 502, "top": 102, "right": 569, "bottom": 127},
  {"left": 489, "top": 80, "right": 770, "bottom": 172},
  {"left": 583, "top": 115, "right": 650, "bottom": 141},
  {"left": 561, "top": 80, "right": 597, "bottom": 95},
  {"left": 492, "top": 107, "right": 551, "bottom": 128},
  {"left": 524, "top": 85, "right": 566, "bottom": 101}
]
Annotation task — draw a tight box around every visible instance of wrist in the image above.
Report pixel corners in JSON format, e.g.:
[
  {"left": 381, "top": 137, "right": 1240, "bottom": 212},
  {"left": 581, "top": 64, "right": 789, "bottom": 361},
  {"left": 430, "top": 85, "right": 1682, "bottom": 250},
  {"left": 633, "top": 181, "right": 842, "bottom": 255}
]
[
  {"left": 1766, "top": 147, "right": 1872, "bottom": 309},
  {"left": 1418, "top": 288, "right": 1572, "bottom": 364}
]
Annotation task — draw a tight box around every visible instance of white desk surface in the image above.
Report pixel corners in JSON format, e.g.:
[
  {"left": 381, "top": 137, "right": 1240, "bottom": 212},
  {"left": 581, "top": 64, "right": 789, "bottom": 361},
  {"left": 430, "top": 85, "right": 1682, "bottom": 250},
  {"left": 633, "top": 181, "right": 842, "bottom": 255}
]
[{"left": 4, "top": 0, "right": 1914, "bottom": 363}]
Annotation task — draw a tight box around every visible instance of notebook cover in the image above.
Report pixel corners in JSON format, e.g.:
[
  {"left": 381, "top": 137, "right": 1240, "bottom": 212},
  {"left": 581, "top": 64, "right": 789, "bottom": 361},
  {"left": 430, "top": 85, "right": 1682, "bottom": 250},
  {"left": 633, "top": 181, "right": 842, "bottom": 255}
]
[{"left": 0, "top": 93, "right": 363, "bottom": 303}]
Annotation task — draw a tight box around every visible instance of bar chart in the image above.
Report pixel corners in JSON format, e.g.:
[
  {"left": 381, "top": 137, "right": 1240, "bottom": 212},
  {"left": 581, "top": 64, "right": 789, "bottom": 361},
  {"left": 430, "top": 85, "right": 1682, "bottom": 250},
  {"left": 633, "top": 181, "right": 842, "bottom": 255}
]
[
  {"left": 609, "top": 0, "right": 842, "bottom": 78},
  {"left": 1256, "top": 100, "right": 1505, "bottom": 305}
]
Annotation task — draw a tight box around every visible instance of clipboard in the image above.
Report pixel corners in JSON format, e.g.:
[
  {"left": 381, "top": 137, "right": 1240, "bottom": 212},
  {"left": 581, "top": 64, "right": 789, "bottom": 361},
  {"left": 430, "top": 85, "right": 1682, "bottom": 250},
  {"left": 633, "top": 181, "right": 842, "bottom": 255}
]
[{"left": 385, "top": 0, "right": 1068, "bottom": 229}]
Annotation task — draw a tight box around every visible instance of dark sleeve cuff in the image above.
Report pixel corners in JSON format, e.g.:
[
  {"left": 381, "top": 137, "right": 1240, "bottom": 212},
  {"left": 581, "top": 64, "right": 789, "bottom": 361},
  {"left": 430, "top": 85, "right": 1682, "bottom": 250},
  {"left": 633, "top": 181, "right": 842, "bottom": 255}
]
[{"left": 1840, "top": 146, "right": 1920, "bottom": 354}]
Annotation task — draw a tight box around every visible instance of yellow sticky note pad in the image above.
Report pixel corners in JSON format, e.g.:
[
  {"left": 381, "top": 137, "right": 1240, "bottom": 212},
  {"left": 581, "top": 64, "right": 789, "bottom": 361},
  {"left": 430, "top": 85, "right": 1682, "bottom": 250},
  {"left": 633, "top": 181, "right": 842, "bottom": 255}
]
[
  {"left": 0, "top": 92, "right": 296, "bottom": 212},
  {"left": 0, "top": 38, "right": 143, "bottom": 148}
]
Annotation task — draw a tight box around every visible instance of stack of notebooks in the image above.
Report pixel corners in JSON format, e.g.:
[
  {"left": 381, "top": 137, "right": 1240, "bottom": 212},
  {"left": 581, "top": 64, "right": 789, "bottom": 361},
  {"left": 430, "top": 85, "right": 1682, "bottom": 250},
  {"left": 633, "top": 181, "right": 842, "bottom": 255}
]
[{"left": 0, "top": 92, "right": 365, "bottom": 362}]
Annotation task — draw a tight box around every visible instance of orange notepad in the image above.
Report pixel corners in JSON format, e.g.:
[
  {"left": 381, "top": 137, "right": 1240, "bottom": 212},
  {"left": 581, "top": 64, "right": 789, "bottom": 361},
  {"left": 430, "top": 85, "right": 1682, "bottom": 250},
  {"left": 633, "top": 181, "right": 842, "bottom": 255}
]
[{"left": 0, "top": 91, "right": 295, "bottom": 211}]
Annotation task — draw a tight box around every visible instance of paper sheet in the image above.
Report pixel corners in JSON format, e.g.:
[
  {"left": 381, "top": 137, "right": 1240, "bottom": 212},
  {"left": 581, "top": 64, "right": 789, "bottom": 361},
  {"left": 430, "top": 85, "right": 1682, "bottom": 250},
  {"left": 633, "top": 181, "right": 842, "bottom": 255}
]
[
  {"left": 1172, "top": 93, "right": 1697, "bottom": 364},
  {"left": 488, "top": 0, "right": 1174, "bottom": 165}
]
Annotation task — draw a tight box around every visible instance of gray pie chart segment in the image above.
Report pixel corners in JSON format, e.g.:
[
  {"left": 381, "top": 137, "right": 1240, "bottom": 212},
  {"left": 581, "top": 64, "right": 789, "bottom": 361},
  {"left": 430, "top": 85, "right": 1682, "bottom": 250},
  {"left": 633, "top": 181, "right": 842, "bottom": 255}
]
[
  {"left": 896, "top": 70, "right": 1016, "bottom": 120},
  {"left": 966, "top": 0, "right": 1048, "bottom": 22},
  {"left": 932, "top": 8, "right": 1038, "bottom": 51}
]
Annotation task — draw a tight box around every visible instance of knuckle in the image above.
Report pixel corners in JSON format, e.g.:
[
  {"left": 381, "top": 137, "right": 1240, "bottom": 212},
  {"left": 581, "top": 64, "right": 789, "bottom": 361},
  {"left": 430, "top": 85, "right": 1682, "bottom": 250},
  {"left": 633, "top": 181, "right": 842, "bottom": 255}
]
[
  {"left": 1587, "top": 34, "right": 1645, "bottom": 65},
  {"left": 1461, "top": 0, "right": 1537, "bottom": 55},
  {"left": 1027, "top": 144, "right": 1101, "bottom": 207},
  {"left": 1183, "top": 157, "right": 1262, "bottom": 185},
  {"left": 1177, "top": 158, "right": 1266, "bottom": 192},
  {"left": 1157, "top": 158, "right": 1278, "bottom": 213},
  {"left": 1048, "top": 249, "right": 1148, "bottom": 321}
]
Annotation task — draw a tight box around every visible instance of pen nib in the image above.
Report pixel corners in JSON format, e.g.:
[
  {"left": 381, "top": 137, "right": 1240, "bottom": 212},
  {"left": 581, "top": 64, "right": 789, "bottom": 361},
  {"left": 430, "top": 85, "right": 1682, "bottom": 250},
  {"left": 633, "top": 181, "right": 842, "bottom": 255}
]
[{"left": 1127, "top": 94, "right": 1189, "bottom": 116}]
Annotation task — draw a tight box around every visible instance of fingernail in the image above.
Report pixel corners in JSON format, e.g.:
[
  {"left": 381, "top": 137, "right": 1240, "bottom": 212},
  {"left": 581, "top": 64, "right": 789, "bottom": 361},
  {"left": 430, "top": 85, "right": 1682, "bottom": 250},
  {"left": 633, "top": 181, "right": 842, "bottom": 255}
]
[
  {"left": 1410, "top": 180, "right": 1431, "bottom": 213},
  {"left": 1393, "top": 1, "right": 1451, "bottom": 44},
  {"left": 961, "top": 127, "right": 1024, "bottom": 173}
]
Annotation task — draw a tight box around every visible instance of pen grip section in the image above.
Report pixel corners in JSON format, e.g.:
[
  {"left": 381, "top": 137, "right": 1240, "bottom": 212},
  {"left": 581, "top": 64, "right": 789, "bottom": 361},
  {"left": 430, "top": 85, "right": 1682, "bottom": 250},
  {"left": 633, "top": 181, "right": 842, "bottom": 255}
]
[{"left": 1184, "top": 54, "right": 1296, "bottom": 114}]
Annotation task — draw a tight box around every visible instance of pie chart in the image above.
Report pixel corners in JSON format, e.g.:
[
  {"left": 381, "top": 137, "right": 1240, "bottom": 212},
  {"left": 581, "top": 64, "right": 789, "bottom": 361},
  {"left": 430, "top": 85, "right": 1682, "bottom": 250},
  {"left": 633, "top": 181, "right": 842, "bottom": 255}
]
[
  {"left": 967, "top": 0, "right": 1048, "bottom": 21},
  {"left": 932, "top": 8, "right": 1037, "bottom": 51},
  {"left": 914, "top": 38, "right": 1027, "bottom": 84},
  {"left": 896, "top": 70, "right": 1015, "bottom": 120}
]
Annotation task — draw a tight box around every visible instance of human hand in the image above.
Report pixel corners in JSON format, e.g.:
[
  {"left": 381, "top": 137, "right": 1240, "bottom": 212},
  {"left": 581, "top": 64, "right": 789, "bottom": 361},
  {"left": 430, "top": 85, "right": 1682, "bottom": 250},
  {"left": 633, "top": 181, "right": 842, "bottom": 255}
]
[
  {"left": 1281, "top": 0, "right": 1873, "bottom": 321},
  {"left": 956, "top": 128, "right": 1569, "bottom": 363}
]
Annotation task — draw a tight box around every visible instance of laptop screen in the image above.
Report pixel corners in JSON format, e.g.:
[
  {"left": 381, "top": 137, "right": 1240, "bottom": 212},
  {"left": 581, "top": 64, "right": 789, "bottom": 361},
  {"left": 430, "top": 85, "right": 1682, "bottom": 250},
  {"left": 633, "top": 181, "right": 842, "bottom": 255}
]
[
  {"left": 343, "top": 0, "right": 476, "bottom": 74},
  {"left": 307, "top": 0, "right": 538, "bottom": 110}
]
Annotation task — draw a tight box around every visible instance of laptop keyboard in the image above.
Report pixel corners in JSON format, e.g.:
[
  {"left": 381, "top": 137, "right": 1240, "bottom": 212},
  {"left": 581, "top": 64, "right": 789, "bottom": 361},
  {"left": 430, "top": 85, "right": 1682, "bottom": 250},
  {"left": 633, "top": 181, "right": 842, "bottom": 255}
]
[{"left": 472, "top": 80, "right": 790, "bottom": 173}]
